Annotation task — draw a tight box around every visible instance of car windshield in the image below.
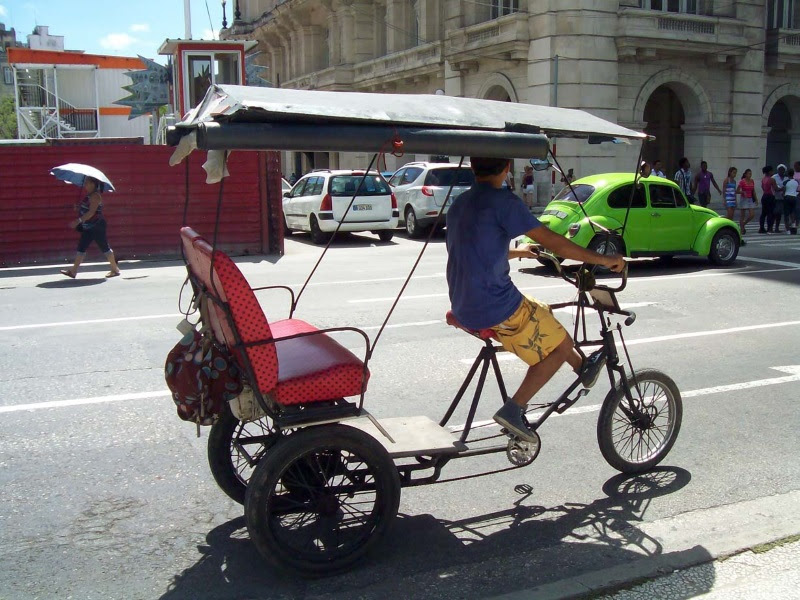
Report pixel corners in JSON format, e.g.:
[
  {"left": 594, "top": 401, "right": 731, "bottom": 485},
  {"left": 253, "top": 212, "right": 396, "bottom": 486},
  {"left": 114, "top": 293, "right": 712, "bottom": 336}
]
[
  {"left": 424, "top": 168, "right": 475, "bottom": 187},
  {"left": 553, "top": 184, "right": 595, "bottom": 204},
  {"left": 329, "top": 175, "right": 391, "bottom": 196}
]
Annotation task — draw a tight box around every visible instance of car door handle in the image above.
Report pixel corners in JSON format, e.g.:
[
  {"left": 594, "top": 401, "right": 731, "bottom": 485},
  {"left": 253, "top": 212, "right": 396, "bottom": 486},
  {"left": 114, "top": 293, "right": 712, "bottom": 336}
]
[{"left": 651, "top": 212, "right": 661, "bottom": 217}]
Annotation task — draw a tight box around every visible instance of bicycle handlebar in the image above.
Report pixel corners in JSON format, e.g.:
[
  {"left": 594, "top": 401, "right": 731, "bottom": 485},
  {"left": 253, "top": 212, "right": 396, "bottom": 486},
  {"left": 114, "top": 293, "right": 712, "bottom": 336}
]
[{"left": 538, "top": 253, "right": 628, "bottom": 293}]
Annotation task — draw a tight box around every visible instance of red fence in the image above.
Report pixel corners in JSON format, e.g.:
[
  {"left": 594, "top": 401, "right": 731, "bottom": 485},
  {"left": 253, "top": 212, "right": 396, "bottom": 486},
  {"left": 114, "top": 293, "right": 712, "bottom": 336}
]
[{"left": 0, "top": 141, "right": 282, "bottom": 267}]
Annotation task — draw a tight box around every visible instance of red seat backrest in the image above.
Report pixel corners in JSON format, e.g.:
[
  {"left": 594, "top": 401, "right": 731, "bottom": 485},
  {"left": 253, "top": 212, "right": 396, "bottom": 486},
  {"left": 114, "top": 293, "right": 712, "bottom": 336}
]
[{"left": 180, "top": 228, "right": 280, "bottom": 393}]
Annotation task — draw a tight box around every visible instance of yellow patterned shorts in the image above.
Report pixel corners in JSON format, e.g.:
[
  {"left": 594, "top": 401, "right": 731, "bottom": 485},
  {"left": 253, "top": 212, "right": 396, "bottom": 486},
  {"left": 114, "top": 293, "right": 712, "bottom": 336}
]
[{"left": 490, "top": 296, "right": 568, "bottom": 366}]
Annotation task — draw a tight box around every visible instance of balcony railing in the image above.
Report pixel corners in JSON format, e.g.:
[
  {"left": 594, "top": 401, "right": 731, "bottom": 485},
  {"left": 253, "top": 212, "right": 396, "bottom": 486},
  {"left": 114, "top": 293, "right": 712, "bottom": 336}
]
[
  {"left": 766, "top": 28, "right": 800, "bottom": 69},
  {"left": 617, "top": 8, "right": 745, "bottom": 60},
  {"left": 447, "top": 13, "right": 529, "bottom": 65},
  {"left": 353, "top": 43, "right": 442, "bottom": 83}
]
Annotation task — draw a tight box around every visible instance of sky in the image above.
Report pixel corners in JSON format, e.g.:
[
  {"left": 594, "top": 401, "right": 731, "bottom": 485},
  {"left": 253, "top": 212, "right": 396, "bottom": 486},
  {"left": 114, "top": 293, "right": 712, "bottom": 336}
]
[{"left": 1, "top": 0, "right": 228, "bottom": 63}]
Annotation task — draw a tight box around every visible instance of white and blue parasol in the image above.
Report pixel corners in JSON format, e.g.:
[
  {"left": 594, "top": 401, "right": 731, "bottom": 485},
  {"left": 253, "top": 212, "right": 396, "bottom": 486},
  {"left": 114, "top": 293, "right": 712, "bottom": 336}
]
[{"left": 50, "top": 163, "right": 115, "bottom": 192}]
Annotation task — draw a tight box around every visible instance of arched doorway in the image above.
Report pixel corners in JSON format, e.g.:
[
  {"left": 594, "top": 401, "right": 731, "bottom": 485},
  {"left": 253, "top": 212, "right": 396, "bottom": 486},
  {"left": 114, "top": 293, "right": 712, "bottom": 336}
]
[
  {"left": 643, "top": 85, "right": 685, "bottom": 176},
  {"left": 767, "top": 99, "right": 792, "bottom": 167},
  {"left": 484, "top": 85, "right": 511, "bottom": 102}
]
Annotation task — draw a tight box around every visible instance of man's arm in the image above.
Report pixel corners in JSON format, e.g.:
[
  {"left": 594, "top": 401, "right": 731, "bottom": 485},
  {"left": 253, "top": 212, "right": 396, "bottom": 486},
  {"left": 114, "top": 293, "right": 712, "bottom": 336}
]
[
  {"left": 711, "top": 174, "right": 722, "bottom": 194},
  {"left": 525, "top": 226, "right": 625, "bottom": 272}
]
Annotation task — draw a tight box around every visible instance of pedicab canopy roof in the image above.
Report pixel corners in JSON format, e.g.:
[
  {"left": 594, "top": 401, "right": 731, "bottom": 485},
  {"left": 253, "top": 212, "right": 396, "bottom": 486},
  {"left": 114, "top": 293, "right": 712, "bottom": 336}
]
[{"left": 167, "top": 85, "right": 648, "bottom": 181}]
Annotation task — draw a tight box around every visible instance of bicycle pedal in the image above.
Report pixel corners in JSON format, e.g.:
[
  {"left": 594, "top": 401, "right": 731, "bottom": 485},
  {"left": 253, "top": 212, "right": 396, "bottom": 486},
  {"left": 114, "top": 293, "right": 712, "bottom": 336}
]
[{"left": 554, "top": 388, "right": 590, "bottom": 414}]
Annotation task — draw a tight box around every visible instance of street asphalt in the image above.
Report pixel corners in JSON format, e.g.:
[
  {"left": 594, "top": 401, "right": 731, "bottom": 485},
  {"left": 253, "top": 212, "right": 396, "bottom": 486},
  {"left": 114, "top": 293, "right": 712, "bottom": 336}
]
[{"left": 1, "top": 224, "right": 799, "bottom": 599}]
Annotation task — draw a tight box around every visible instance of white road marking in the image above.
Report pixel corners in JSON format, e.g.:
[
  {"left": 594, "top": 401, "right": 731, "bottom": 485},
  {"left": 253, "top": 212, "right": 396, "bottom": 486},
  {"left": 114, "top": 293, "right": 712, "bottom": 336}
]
[
  {"left": 347, "top": 282, "right": 573, "bottom": 303},
  {"left": 2, "top": 365, "right": 798, "bottom": 419},
  {"left": 553, "top": 301, "right": 655, "bottom": 314},
  {"left": 0, "top": 314, "right": 180, "bottom": 332},
  {"left": 461, "top": 319, "right": 800, "bottom": 364},
  {"left": 452, "top": 366, "right": 800, "bottom": 432},
  {"left": 296, "top": 273, "right": 445, "bottom": 287},
  {"left": 361, "top": 319, "right": 442, "bottom": 331},
  {"left": 736, "top": 256, "right": 800, "bottom": 268},
  {"left": 0, "top": 391, "right": 171, "bottom": 414},
  {"left": 347, "top": 264, "right": 800, "bottom": 304}
]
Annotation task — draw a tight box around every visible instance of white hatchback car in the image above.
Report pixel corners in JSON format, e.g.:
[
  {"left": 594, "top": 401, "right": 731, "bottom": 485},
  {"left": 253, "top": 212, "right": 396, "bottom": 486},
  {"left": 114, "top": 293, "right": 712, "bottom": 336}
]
[
  {"left": 388, "top": 162, "right": 475, "bottom": 237},
  {"left": 282, "top": 170, "right": 399, "bottom": 244}
]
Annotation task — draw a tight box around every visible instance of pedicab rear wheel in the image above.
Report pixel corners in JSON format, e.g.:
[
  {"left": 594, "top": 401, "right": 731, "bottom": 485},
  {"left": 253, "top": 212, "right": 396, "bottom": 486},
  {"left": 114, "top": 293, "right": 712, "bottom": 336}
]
[
  {"left": 207, "top": 407, "right": 277, "bottom": 504},
  {"left": 597, "top": 369, "right": 682, "bottom": 474},
  {"left": 245, "top": 424, "right": 401, "bottom": 576}
]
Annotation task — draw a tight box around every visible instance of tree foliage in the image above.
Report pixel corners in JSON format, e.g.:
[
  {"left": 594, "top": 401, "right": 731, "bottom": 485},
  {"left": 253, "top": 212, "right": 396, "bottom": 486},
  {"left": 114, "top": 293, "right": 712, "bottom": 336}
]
[{"left": 0, "top": 96, "right": 17, "bottom": 139}]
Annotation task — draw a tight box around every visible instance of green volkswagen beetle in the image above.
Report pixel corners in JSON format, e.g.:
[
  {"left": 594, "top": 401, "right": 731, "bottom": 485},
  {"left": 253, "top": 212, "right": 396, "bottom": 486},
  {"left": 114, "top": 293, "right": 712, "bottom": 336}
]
[{"left": 524, "top": 173, "right": 742, "bottom": 266}]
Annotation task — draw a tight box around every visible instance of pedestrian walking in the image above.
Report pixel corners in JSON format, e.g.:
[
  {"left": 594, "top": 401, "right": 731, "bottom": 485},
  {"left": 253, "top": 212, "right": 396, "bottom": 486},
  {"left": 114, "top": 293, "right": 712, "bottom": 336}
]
[
  {"left": 289, "top": 172, "right": 298, "bottom": 185},
  {"left": 759, "top": 166, "right": 778, "bottom": 233},
  {"left": 652, "top": 160, "right": 666, "bottom": 178},
  {"left": 784, "top": 168, "right": 798, "bottom": 234},
  {"left": 674, "top": 158, "right": 694, "bottom": 203},
  {"left": 737, "top": 168, "right": 758, "bottom": 235},
  {"left": 692, "top": 161, "right": 722, "bottom": 207},
  {"left": 521, "top": 164, "right": 535, "bottom": 209},
  {"left": 722, "top": 167, "right": 738, "bottom": 221},
  {"left": 560, "top": 168, "right": 576, "bottom": 187},
  {"left": 60, "top": 175, "right": 121, "bottom": 278},
  {"left": 772, "top": 164, "right": 788, "bottom": 233},
  {"left": 502, "top": 162, "right": 516, "bottom": 191}
]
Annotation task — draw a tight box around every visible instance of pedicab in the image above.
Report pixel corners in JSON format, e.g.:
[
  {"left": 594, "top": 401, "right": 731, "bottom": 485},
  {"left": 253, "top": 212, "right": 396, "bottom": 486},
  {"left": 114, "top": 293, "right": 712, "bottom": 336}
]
[{"left": 166, "top": 85, "right": 682, "bottom": 576}]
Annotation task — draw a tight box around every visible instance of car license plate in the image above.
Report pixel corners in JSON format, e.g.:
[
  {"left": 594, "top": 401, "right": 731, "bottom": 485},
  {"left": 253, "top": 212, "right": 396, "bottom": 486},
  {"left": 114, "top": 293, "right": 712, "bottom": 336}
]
[{"left": 353, "top": 204, "right": 372, "bottom": 211}]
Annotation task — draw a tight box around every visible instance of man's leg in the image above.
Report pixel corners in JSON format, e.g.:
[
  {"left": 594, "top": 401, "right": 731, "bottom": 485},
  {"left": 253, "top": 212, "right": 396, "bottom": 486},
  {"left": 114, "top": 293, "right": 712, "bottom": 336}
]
[{"left": 509, "top": 336, "right": 573, "bottom": 407}]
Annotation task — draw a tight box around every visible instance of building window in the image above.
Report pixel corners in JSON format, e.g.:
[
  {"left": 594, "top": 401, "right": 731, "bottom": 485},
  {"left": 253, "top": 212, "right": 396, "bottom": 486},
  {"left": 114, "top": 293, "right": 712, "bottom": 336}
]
[
  {"left": 640, "top": 0, "right": 699, "bottom": 14},
  {"left": 184, "top": 52, "right": 240, "bottom": 111},
  {"left": 3, "top": 67, "right": 12, "bottom": 85},
  {"left": 768, "top": 0, "right": 800, "bottom": 28},
  {"left": 410, "top": 0, "right": 420, "bottom": 47},
  {"left": 491, "top": 0, "right": 519, "bottom": 19}
]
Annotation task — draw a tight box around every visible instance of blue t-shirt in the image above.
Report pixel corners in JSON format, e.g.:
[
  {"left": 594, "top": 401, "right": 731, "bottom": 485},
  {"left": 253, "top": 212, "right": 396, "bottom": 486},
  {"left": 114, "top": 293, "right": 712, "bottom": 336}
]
[{"left": 446, "top": 182, "right": 541, "bottom": 329}]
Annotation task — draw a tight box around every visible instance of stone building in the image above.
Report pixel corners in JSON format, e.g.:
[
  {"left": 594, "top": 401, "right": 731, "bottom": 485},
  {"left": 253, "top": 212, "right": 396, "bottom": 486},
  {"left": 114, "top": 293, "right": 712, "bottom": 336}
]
[
  {"left": 0, "top": 23, "right": 23, "bottom": 99},
  {"left": 224, "top": 0, "right": 800, "bottom": 193}
]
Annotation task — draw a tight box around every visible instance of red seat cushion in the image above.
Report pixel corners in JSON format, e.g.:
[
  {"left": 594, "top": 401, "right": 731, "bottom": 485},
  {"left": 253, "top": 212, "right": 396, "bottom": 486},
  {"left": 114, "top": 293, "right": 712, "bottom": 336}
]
[
  {"left": 271, "top": 334, "right": 367, "bottom": 405},
  {"left": 445, "top": 310, "right": 497, "bottom": 340},
  {"left": 270, "top": 317, "right": 368, "bottom": 404}
]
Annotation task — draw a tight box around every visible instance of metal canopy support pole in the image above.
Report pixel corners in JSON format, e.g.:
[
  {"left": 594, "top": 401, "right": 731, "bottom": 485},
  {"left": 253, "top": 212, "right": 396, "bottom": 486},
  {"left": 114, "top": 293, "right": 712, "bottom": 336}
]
[
  {"left": 94, "top": 66, "right": 100, "bottom": 137},
  {"left": 12, "top": 67, "right": 21, "bottom": 138},
  {"left": 53, "top": 67, "right": 61, "bottom": 139}
]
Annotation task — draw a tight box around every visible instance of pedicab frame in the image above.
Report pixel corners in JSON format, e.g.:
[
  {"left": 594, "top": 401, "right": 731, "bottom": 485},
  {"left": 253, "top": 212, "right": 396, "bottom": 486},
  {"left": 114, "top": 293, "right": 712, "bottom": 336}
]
[{"left": 168, "top": 85, "right": 682, "bottom": 576}]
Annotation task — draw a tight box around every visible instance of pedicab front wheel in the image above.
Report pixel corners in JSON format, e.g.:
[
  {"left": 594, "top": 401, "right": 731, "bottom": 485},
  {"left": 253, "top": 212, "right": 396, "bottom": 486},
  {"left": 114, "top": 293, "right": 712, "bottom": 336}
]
[
  {"left": 597, "top": 369, "right": 682, "bottom": 474},
  {"left": 245, "top": 424, "right": 401, "bottom": 576}
]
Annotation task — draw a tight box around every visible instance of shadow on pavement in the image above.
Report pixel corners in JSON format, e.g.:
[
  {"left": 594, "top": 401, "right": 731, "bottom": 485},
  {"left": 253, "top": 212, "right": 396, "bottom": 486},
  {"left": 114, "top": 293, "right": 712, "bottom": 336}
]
[
  {"left": 1, "top": 253, "right": 283, "bottom": 280},
  {"left": 159, "top": 467, "right": 712, "bottom": 600},
  {"left": 36, "top": 278, "right": 107, "bottom": 288},
  {"left": 286, "top": 231, "right": 400, "bottom": 249}
]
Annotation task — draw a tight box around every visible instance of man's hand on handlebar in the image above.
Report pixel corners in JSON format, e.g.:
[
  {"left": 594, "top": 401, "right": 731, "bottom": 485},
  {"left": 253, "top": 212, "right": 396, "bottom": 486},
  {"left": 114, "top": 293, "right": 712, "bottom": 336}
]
[
  {"left": 508, "top": 243, "right": 540, "bottom": 260},
  {"left": 600, "top": 253, "right": 626, "bottom": 273}
]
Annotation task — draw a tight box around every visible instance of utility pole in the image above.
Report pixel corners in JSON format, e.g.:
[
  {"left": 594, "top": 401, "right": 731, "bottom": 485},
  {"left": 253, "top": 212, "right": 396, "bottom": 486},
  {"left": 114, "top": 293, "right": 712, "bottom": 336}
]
[{"left": 552, "top": 54, "right": 558, "bottom": 200}]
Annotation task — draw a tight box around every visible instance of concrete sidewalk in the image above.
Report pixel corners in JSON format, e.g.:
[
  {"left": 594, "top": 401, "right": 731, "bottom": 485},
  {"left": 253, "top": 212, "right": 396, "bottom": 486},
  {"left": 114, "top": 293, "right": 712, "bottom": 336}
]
[
  {"left": 600, "top": 537, "right": 800, "bottom": 599},
  {"left": 488, "top": 490, "right": 800, "bottom": 600}
]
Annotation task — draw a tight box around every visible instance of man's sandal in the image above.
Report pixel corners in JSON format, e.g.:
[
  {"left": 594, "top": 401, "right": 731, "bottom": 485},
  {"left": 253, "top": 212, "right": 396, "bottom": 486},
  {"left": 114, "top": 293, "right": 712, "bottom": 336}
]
[
  {"left": 105, "top": 270, "right": 121, "bottom": 278},
  {"left": 59, "top": 269, "right": 76, "bottom": 279}
]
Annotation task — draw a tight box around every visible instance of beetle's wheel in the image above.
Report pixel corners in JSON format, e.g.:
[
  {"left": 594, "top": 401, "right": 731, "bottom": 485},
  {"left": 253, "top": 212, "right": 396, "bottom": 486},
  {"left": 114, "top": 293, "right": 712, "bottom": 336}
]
[
  {"left": 506, "top": 433, "right": 541, "bottom": 467},
  {"left": 245, "top": 424, "right": 401, "bottom": 576}
]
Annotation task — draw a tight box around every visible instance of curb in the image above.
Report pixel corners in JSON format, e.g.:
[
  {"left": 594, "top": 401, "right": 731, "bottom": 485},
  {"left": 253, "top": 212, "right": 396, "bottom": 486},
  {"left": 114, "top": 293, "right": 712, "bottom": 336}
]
[{"left": 487, "top": 489, "right": 800, "bottom": 600}]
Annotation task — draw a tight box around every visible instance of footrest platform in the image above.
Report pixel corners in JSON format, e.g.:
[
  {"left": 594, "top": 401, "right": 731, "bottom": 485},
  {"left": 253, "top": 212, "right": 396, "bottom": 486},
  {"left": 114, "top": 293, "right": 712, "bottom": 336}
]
[{"left": 344, "top": 415, "right": 467, "bottom": 458}]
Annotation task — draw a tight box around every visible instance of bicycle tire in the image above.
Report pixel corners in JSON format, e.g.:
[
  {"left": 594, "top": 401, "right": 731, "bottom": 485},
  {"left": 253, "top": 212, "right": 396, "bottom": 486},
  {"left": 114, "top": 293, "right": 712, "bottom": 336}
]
[
  {"left": 245, "top": 424, "right": 401, "bottom": 576},
  {"left": 597, "top": 368, "right": 682, "bottom": 473}
]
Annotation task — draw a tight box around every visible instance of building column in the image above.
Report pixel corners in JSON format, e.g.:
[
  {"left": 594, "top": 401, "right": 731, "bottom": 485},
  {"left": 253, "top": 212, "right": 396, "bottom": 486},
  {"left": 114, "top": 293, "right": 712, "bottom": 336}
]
[
  {"left": 729, "top": 49, "right": 766, "bottom": 167},
  {"left": 339, "top": 4, "right": 355, "bottom": 64},
  {"left": 327, "top": 12, "right": 341, "bottom": 65}
]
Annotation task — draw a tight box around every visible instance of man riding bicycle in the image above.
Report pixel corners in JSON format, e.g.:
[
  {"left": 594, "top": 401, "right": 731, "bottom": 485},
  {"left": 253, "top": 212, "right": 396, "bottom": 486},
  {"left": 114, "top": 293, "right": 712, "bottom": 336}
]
[{"left": 445, "top": 157, "right": 626, "bottom": 442}]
